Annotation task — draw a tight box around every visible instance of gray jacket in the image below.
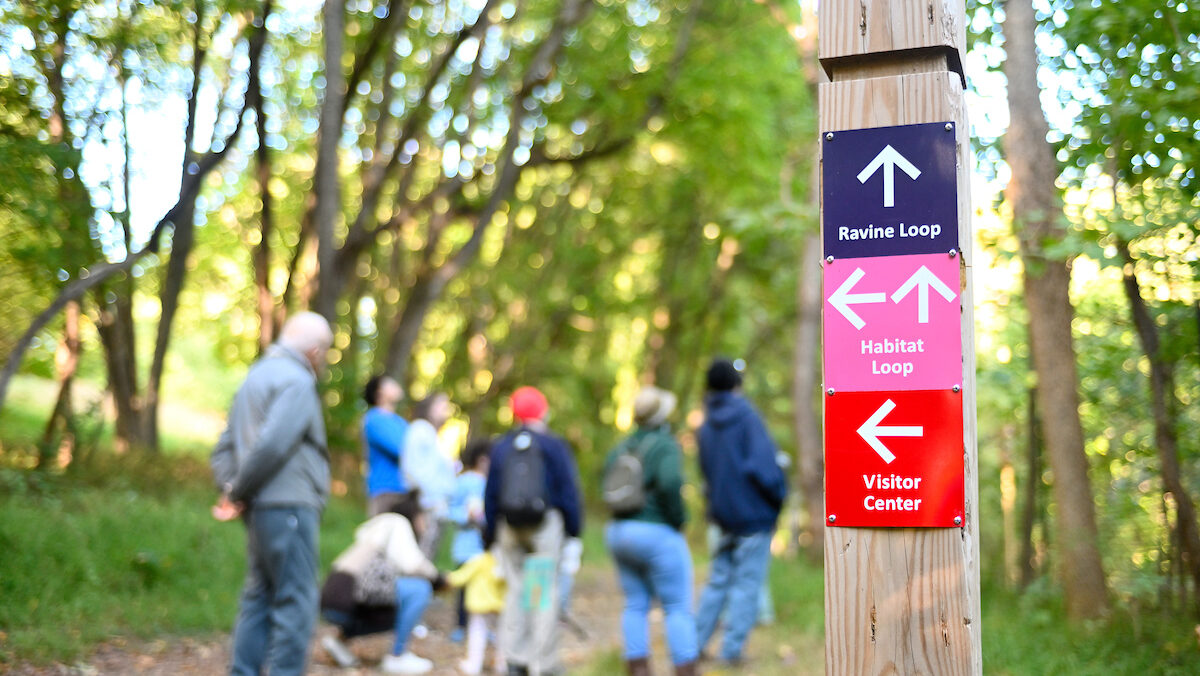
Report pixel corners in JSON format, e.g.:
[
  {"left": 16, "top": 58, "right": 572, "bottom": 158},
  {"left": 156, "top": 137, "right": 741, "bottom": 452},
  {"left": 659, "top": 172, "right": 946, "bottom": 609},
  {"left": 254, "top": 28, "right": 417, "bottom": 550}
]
[{"left": 211, "top": 344, "right": 330, "bottom": 511}]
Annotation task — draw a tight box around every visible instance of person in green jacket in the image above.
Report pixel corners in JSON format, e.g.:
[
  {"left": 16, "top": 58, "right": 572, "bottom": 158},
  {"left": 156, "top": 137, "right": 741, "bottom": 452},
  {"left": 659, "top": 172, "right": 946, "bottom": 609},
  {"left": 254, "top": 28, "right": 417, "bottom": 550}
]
[{"left": 603, "top": 386, "right": 697, "bottom": 676}]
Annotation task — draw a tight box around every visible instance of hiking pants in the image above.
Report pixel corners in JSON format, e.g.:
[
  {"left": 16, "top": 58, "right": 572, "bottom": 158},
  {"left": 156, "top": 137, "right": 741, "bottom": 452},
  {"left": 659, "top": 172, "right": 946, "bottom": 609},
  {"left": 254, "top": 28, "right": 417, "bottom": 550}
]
[
  {"left": 606, "top": 519, "right": 699, "bottom": 665},
  {"left": 230, "top": 506, "right": 320, "bottom": 676},
  {"left": 498, "top": 509, "right": 565, "bottom": 675},
  {"left": 694, "top": 528, "right": 772, "bottom": 661}
]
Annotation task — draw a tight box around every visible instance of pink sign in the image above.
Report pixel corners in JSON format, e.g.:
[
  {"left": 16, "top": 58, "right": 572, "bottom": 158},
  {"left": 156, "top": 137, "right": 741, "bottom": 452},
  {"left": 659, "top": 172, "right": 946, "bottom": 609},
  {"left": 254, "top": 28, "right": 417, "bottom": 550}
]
[
  {"left": 823, "top": 253, "right": 962, "bottom": 392},
  {"left": 825, "top": 388, "right": 964, "bottom": 528}
]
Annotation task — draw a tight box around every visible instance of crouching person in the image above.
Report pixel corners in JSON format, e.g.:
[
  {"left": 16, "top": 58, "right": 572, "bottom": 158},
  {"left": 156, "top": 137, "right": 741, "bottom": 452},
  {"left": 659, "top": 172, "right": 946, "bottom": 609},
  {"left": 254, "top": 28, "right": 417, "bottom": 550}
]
[{"left": 319, "top": 492, "right": 445, "bottom": 674}]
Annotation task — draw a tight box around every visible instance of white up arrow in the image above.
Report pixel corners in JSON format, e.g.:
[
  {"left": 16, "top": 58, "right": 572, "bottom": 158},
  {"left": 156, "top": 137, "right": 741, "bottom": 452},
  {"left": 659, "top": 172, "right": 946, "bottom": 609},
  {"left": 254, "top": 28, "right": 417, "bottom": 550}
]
[
  {"left": 857, "top": 399, "right": 923, "bottom": 464},
  {"left": 856, "top": 145, "right": 921, "bottom": 208},
  {"left": 890, "top": 265, "right": 957, "bottom": 323},
  {"left": 828, "top": 267, "right": 885, "bottom": 330}
]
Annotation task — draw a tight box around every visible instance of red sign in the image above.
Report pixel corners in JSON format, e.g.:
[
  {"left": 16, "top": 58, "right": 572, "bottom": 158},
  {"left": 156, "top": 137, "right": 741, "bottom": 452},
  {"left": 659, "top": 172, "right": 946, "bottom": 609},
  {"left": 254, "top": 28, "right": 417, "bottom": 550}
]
[
  {"left": 823, "top": 253, "right": 962, "bottom": 392},
  {"left": 825, "top": 389, "right": 963, "bottom": 528}
]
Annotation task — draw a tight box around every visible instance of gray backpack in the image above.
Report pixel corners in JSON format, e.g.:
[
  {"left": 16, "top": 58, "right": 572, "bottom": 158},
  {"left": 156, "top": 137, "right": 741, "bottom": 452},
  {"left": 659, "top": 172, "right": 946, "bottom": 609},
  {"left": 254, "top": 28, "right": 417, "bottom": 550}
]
[{"left": 602, "top": 434, "right": 655, "bottom": 516}]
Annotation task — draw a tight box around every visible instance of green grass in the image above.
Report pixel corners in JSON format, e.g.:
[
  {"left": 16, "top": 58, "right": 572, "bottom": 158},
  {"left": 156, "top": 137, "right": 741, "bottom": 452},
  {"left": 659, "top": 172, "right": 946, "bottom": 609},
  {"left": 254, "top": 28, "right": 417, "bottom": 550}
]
[
  {"left": 982, "top": 582, "right": 1199, "bottom": 675},
  {"left": 0, "top": 376, "right": 61, "bottom": 451},
  {"left": 0, "top": 462, "right": 365, "bottom": 666},
  {"left": 0, "top": 475, "right": 240, "bottom": 663},
  {"left": 1, "top": 372, "right": 231, "bottom": 464}
]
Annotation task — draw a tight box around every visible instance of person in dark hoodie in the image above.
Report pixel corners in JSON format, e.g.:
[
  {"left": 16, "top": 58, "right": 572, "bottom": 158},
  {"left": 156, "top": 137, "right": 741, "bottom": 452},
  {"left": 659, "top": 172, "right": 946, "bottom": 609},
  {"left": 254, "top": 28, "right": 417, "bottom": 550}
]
[
  {"left": 484, "top": 386, "right": 582, "bottom": 676},
  {"left": 693, "top": 358, "right": 788, "bottom": 665}
]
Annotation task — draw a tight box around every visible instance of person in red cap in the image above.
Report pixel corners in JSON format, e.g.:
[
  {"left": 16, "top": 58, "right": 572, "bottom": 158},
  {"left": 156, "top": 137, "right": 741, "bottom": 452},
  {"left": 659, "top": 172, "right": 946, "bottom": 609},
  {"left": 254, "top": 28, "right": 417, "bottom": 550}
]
[{"left": 483, "top": 386, "right": 582, "bottom": 676}]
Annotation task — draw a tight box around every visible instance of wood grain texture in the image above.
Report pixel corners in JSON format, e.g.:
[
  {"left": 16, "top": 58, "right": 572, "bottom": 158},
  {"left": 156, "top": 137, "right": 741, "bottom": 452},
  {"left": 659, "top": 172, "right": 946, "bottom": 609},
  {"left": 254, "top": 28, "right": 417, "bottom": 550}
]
[
  {"left": 818, "top": 0, "right": 966, "bottom": 62},
  {"left": 820, "top": 71, "right": 982, "bottom": 675}
]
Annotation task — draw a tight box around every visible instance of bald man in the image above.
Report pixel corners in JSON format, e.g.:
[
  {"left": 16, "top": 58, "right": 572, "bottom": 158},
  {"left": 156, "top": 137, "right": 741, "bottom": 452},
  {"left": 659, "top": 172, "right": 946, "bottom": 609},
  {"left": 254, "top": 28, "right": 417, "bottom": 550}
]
[{"left": 211, "top": 311, "right": 335, "bottom": 676}]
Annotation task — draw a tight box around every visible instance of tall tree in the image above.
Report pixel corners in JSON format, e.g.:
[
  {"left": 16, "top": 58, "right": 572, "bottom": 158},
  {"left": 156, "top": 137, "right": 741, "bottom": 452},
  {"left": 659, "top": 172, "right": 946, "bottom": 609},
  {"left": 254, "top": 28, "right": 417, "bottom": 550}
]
[
  {"left": 0, "top": 0, "right": 273, "bottom": 454},
  {"left": 1002, "top": 0, "right": 1109, "bottom": 619},
  {"left": 1055, "top": 0, "right": 1200, "bottom": 611}
]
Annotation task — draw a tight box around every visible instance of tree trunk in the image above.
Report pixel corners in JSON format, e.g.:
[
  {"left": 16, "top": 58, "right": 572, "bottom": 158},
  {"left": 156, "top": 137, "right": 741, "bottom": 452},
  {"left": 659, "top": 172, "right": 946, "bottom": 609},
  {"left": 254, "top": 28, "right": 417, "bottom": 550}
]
[
  {"left": 1018, "top": 387, "right": 1042, "bottom": 589},
  {"left": 254, "top": 55, "right": 276, "bottom": 353},
  {"left": 143, "top": 199, "right": 199, "bottom": 452},
  {"left": 384, "top": 273, "right": 438, "bottom": 385},
  {"left": 1004, "top": 0, "right": 1108, "bottom": 619},
  {"left": 94, "top": 290, "right": 150, "bottom": 454},
  {"left": 312, "top": 0, "right": 346, "bottom": 322},
  {"left": 788, "top": 6, "right": 823, "bottom": 561},
  {"left": 1118, "top": 239, "right": 1200, "bottom": 613},
  {"left": 792, "top": 230, "right": 824, "bottom": 562},
  {"left": 38, "top": 301, "right": 82, "bottom": 469}
]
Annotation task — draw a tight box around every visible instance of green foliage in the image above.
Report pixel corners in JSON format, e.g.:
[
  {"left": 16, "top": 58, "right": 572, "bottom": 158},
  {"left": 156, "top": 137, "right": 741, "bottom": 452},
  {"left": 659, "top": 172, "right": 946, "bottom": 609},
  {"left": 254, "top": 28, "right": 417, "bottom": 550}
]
[
  {"left": 0, "top": 455, "right": 363, "bottom": 665},
  {"left": 1055, "top": 0, "right": 1200, "bottom": 193},
  {"left": 982, "top": 580, "right": 1199, "bottom": 674}
]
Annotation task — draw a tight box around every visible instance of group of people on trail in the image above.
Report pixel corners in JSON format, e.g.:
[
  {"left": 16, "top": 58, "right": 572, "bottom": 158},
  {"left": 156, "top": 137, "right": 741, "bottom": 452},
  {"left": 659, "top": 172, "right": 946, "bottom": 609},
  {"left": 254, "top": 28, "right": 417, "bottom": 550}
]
[
  {"left": 321, "top": 381, "right": 583, "bottom": 675},
  {"left": 210, "top": 311, "right": 787, "bottom": 676}
]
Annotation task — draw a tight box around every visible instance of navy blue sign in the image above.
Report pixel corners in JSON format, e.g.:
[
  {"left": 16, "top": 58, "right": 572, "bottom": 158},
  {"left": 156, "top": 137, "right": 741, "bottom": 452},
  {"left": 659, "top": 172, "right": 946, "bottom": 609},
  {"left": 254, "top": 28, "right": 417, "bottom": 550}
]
[{"left": 823, "top": 122, "right": 959, "bottom": 259}]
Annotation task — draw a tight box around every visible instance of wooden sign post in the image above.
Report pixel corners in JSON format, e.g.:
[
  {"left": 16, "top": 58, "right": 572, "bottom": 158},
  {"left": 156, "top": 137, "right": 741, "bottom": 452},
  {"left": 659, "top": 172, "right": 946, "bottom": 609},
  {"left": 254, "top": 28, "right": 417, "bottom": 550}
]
[{"left": 819, "top": 1, "right": 981, "bottom": 674}]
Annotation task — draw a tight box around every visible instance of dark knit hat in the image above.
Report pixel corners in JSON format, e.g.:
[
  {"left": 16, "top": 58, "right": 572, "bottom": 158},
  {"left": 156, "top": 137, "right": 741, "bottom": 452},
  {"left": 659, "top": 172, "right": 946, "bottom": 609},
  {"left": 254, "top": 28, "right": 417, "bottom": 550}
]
[{"left": 706, "top": 358, "right": 743, "bottom": 391}]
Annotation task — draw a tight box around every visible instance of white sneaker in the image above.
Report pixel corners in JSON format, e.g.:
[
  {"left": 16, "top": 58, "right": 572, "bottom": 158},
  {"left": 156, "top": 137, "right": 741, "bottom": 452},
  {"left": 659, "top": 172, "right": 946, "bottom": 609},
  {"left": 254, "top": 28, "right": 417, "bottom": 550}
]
[
  {"left": 381, "top": 651, "right": 434, "bottom": 674},
  {"left": 320, "top": 634, "right": 359, "bottom": 668}
]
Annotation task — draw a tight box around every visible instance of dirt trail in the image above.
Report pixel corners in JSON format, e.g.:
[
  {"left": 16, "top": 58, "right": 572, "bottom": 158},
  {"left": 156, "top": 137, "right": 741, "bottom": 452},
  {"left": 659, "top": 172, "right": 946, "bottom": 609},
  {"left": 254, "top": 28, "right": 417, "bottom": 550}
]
[
  {"left": 7, "top": 568, "right": 624, "bottom": 676},
  {"left": 8, "top": 563, "right": 818, "bottom": 676}
]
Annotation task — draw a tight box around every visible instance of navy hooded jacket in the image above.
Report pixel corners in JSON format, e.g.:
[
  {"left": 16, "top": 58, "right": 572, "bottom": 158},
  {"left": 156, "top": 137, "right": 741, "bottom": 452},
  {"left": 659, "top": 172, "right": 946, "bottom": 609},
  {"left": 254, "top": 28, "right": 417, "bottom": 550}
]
[
  {"left": 698, "top": 391, "right": 787, "bottom": 535},
  {"left": 483, "top": 426, "right": 583, "bottom": 546}
]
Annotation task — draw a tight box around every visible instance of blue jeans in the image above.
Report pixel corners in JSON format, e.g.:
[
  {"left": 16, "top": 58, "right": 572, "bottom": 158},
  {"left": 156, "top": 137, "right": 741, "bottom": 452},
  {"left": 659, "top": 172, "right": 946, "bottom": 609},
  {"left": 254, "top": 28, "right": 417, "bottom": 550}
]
[
  {"left": 606, "top": 520, "right": 699, "bottom": 665},
  {"left": 319, "top": 576, "right": 432, "bottom": 654},
  {"left": 231, "top": 506, "right": 320, "bottom": 676},
  {"left": 392, "top": 577, "right": 433, "bottom": 655},
  {"left": 694, "top": 529, "right": 772, "bottom": 661}
]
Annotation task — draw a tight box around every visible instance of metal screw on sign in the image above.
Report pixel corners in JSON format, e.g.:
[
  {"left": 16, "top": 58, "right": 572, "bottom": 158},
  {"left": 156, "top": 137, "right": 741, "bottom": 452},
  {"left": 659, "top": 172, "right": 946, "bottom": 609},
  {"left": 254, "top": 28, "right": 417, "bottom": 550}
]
[
  {"left": 828, "top": 515, "right": 837, "bottom": 524},
  {"left": 954, "top": 516, "right": 963, "bottom": 526},
  {"left": 953, "top": 384, "right": 961, "bottom": 393},
  {"left": 825, "top": 132, "right": 834, "bottom": 141},
  {"left": 949, "top": 249, "right": 958, "bottom": 258},
  {"left": 826, "top": 255, "right": 834, "bottom": 263},
  {"left": 827, "top": 388, "right": 835, "bottom": 396},
  {"left": 945, "top": 123, "right": 953, "bottom": 132}
]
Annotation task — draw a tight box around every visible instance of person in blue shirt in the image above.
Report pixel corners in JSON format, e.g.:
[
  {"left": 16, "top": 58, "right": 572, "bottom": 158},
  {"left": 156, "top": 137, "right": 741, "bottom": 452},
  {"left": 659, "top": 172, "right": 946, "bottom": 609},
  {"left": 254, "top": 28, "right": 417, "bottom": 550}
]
[
  {"left": 694, "top": 358, "right": 787, "bottom": 665},
  {"left": 363, "top": 374, "right": 410, "bottom": 517}
]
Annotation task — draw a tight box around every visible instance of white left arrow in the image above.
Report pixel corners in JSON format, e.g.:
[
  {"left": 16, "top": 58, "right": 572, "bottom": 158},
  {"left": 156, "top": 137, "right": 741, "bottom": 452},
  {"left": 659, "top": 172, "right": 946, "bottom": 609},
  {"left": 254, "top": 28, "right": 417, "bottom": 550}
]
[
  {"left": 891, "top": 265, "right": 957, "bottom": 323},
  {"left": 857, "top": 145, "right": 921, "bottom": 208},
  {"left": 857, "top": 399, "right": 923, "bottom": 464},
  {"left": 828, "top": 267, "right": 886, "bottom": 330}
]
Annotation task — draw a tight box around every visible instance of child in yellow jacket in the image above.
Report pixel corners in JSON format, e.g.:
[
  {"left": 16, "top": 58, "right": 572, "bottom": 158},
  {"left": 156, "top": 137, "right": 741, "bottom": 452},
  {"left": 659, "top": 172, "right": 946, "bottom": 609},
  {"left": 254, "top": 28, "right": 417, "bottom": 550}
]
[{"left": 446, "top": 549, "right": 506, "bottom": 674}]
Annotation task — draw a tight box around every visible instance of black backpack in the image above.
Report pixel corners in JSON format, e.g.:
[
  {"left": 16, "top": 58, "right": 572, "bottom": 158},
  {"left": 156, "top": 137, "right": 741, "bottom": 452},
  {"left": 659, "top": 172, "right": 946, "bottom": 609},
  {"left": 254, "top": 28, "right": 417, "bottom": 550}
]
[
  {"left": 498, "top": 428, "right": 549, "bottom": 527},
  {"left": 602, "top": 434, "right": 655, "bottom": 517}
]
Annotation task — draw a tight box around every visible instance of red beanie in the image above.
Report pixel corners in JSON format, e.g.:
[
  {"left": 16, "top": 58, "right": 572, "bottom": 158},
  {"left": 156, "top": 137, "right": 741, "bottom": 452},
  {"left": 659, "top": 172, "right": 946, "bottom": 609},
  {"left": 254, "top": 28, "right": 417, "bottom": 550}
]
[{"left": 510, "top": 386, "right": 548, "bottom": 422}]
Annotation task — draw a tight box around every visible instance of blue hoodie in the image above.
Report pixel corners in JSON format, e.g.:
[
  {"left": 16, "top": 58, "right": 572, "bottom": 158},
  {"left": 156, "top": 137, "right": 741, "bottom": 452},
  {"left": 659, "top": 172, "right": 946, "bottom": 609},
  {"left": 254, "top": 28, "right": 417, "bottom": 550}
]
[{"left": 698, "top": 391, "right": 787, "bottom": 535}]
